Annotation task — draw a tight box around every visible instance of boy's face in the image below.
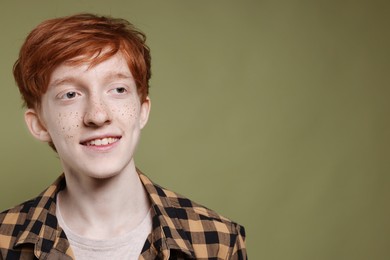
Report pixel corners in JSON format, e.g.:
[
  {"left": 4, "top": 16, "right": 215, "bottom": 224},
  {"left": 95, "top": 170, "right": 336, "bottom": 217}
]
[{"left": 25, "top": 52, "right": 150, "bottom": 179}]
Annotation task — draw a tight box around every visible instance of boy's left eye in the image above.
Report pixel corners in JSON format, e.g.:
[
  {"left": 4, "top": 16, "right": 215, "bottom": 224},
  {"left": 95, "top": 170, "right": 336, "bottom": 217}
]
[{"left": 113, "top": 87, "right": 127, "bottom": 94}]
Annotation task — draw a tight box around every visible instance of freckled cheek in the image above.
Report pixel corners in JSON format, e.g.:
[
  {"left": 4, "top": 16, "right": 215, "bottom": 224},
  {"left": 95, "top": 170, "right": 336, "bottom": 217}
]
[
  {"left": 53, "top": 111, "right": 83, "bottom": 140},
  {"left": 115, "top": 103, "right": 139, "bottom": 121}
]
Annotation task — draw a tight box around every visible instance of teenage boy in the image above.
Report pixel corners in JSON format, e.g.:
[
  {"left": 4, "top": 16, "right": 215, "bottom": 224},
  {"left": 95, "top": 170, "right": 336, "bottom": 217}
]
[{"left": 0, "top": 13, "right": 247, "bottom": 260}]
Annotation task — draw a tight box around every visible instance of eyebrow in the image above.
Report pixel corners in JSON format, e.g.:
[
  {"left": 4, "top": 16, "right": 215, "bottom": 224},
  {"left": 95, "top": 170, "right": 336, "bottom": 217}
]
[
  {"left": 103, "top": 72, "right": 133, "bottom": 82},
  {"left": 49, "top": 77, "right": 78, "bottom": 88},
  {"left": 49, "top": 72, "right": 134, "bottom": 88}
]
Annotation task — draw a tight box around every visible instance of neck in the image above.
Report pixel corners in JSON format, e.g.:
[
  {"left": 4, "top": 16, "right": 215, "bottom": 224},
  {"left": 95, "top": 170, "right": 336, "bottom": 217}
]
[{"left": 58, "top": 162, "right": 151, "bottom": 239}]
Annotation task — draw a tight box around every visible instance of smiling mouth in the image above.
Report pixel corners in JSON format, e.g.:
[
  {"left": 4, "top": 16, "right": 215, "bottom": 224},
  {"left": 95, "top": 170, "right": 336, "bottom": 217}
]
[{"left": 82, "top": 137, "right": 121, "bottom": 146}]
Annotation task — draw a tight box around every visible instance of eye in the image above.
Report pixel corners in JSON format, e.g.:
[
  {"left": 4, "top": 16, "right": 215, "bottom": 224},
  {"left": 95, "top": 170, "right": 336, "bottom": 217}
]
[
  {"left": 114, "top": 87, "right": 127, "bottom": 94},
  {"left": 109, "top": 86, "right": 128, "bottom": 95},
  {"left": 60, "top": 91, "right": 78, "bottom": 100}
]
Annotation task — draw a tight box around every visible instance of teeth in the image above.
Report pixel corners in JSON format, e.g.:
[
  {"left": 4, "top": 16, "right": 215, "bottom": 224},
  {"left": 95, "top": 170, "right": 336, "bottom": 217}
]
[{"left": 85, "top": 137, "right": 118, "bottom": 146}]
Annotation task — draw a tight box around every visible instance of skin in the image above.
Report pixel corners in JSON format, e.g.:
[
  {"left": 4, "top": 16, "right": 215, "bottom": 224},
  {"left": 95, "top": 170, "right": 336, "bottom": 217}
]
[{"left": 24, "top": 52, "right": 152, "bottom": 238}]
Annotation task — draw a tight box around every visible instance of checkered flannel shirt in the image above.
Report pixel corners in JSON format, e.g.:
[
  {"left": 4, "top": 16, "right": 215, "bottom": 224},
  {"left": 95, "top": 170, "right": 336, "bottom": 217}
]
[{"left": 0, "top": 170, "right": 247, "bottom": 259}]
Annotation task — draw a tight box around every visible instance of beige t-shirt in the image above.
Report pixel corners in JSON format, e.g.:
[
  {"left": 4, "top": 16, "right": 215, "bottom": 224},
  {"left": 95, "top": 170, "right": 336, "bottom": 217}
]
[{"left": 56, "top": 196, "right": 152, "bottom": 260}]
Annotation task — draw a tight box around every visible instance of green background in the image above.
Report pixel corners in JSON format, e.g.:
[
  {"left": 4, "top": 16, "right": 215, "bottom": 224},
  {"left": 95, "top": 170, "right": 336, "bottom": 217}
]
[{"left": 0, "top": 1, "right": 389, "bottom": 259}]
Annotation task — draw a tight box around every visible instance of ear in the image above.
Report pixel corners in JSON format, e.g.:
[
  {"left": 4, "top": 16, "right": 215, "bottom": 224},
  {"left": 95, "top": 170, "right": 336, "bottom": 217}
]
[
  {"left": 24, "top": 109, "right": 52, "bottom": 142},
  {"left": 139, "top": 96, "right": 151, "bottom": 129}
]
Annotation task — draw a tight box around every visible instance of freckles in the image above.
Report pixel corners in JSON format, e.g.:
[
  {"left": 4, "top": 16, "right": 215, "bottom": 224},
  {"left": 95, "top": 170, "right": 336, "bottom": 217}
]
[
  {"left": 128, "top": 103, "right": 138, "bottom": 118},
  {"left": 116, "top": 103, "right": 137, "bottom": 119},
  {"left": 74, "top": 112, "right": 81, "bottom": 128},
  {"left": 55, "top": 111, "right": 82, "bottom": 139}
]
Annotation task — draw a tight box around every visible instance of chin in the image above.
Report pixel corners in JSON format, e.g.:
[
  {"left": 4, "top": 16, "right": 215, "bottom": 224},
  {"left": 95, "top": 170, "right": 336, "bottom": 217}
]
[
  {"left": 87, "top": 171, "right": 120, "bottom": 180},
  {"left": 61, "top": 156, "right": 135, "bottom": 180},
  {"left": 86, "top": 166, "right": 125, "bottom": 179}
]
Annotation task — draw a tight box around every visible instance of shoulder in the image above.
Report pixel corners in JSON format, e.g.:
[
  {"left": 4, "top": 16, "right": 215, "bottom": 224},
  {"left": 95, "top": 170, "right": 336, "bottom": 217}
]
[
  {"left": 140, "top": 171, "right": 245, "bottom": 234},
  {"left": 139, "top": 170, "right": 247, "bottom": 258},
  {"left": 0, "top": 200, "right": 35, "bottom": 256},
  {"left": 0, "top": 199, "right": 34, "bottom": 232},
  {"left": 160, "top": 184, "right": 245, "bottom": 233},
  {"left": 154, "top": 183, "right": 247, "bottom": 259}
]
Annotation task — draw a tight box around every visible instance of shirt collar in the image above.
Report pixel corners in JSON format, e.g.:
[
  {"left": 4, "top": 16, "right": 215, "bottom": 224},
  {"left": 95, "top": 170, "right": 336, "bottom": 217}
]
[
  {"left": 137, "top": 169, "right": 196, "bottom": 258},
  {"left": 14, "top": 174, "right": 72, "bottom": 259}
]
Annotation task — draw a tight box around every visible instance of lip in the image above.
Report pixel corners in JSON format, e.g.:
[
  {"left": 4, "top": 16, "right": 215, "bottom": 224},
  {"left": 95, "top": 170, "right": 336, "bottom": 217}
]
[{"left": 80, "top": 135, "right": 122, "bottom": 152}]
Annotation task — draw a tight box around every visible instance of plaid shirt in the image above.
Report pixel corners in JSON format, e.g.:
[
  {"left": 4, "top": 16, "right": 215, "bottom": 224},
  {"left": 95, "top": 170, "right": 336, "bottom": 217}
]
[{"left": 0, "top": 170, "right": 247, "bottom": 259}]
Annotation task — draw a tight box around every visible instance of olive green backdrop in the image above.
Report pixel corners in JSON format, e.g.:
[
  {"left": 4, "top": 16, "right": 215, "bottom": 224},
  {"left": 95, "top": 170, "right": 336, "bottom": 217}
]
[{"left": 0, "top": 1, "right": 389, "bottom": 259}]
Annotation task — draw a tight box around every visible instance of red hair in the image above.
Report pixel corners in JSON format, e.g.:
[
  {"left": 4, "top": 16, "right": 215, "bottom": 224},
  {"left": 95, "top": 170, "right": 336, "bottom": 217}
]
[{"left": 13, "top": 13, "right": 151, "bottom": 109}]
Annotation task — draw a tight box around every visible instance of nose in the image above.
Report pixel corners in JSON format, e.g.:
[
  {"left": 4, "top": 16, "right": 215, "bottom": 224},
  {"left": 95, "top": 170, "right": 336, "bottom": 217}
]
[{"left": 83, "top": 97, "right": 112, "bottom": 127}]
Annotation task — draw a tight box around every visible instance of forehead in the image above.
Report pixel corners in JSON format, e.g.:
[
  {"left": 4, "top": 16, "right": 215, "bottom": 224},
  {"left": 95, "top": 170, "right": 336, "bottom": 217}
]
[{"left": 49, "top": 52, "right": 132, "bottom": 86}]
